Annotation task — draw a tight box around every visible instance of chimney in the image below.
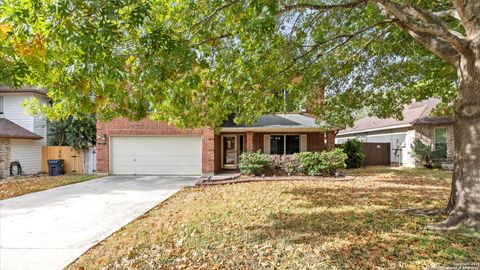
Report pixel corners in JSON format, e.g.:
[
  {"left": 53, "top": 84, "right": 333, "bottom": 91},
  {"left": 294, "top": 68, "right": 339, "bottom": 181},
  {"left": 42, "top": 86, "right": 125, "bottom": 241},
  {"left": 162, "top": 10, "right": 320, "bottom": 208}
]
[{"left": 306, "top": 82, "right": 325, "bottom": 120}]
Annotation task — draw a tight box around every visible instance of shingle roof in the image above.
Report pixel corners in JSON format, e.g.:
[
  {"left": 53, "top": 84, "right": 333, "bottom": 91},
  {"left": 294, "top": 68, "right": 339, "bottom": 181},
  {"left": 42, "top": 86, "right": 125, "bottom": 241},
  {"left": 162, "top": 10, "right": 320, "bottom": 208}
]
[
  {"left": 412, "top": 116, "right": 454, "bottom": 125},
  {"left": 222, "top": 113, "right": 331, "bottom": 129},
  {"left": 338, "top": 98, "right": 453, "bottom": 135},
  {"left": 0, "top": 86, "right": 47, "bottom": 95},
  {"left": 0, "top": 119, "right": 43, "bottom": 139}
]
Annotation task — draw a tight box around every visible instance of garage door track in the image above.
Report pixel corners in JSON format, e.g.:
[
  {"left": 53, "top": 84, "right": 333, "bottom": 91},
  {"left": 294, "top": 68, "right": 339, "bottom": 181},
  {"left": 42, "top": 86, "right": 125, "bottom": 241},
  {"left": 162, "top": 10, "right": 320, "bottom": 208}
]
[{"left": 0, "top": 175, "right": 197, "bottom": 270}]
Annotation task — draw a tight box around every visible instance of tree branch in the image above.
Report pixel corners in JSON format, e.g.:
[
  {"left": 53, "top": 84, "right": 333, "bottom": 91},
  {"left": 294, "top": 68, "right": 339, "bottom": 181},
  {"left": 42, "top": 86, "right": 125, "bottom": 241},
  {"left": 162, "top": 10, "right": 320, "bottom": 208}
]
[
  {"left": 279, "top": 0, "right": 367, "bottom": 14},
  {"left": 451, "top": 0, "right": 480, "bottom": 36},
  {"left": 433, "top": 9, "right": 461, "bottom": 21},
  {"left": 405, "top": 28, "right": 460, "bottom": 66},
  {"left": 376, "top": 0, "right": 468, "bottom": 54}
]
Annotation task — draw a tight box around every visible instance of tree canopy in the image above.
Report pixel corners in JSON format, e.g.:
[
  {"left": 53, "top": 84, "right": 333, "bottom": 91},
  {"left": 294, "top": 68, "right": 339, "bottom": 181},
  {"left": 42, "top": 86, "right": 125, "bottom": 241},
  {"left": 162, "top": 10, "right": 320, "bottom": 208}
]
[{"left": 0, "top": 0, "right": 457, "bottom": 128}]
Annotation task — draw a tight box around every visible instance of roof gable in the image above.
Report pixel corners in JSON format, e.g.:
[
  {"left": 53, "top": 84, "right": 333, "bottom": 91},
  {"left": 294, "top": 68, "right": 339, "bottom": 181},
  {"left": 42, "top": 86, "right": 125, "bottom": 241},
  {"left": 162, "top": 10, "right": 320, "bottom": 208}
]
[{"left": 338, "top": 98, "right": 452, "bottom": 135}]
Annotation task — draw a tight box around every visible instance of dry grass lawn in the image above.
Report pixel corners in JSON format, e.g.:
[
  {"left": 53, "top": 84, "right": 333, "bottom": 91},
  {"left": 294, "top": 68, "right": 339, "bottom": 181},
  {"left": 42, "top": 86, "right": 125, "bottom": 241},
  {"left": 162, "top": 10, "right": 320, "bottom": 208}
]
[
  {"left": 68, "top": 167, "right": 479, "bottom": 270},
  {"left": 0, "top": 174, "right": 99, "bottom": 200}
]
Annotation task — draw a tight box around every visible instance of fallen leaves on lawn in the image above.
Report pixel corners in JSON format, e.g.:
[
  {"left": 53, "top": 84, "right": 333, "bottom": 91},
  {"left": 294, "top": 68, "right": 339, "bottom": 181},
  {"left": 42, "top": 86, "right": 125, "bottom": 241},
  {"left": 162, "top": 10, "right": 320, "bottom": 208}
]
[
  {"left": 0, "top": 174, "right": 99, "bottom": 200},
  {"left": 67, "top": 167, "right": 479, "bottom": 270}
]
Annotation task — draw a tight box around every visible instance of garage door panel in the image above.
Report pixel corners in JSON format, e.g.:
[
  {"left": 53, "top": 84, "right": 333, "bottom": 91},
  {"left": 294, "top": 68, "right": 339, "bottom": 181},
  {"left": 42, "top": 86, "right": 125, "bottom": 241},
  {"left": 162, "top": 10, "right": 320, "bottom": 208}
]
[{"left": 111, "top": 136, "right": 202, "bottom": 175}]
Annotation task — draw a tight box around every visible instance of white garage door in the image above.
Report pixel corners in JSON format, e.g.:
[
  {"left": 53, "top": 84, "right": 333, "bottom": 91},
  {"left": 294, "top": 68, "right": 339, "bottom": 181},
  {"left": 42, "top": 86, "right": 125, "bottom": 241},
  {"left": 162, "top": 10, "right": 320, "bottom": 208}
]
[{"left": 111, "top": 136, "right": 202, "bottom": 175}]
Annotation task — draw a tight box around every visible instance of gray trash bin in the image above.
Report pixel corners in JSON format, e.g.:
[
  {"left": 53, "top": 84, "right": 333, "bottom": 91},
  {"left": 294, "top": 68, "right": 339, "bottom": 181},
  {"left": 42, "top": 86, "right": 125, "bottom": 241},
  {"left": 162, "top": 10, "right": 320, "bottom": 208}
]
[{"left": 47, "top": 159, "right": 65, "bottom": 176}]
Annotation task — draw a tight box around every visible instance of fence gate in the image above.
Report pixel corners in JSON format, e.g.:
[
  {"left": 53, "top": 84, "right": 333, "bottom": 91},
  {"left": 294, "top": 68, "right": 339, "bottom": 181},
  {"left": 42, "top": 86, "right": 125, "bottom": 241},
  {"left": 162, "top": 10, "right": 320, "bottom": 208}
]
[
  {"left": 362, "top": 143, "right": 391, "bottom": 166},
  {"left": 83, "top": 146, "right": 96, "bottom": 174},
  {"left": 42, "top": 146, "right": 84, "bottom": 174}
]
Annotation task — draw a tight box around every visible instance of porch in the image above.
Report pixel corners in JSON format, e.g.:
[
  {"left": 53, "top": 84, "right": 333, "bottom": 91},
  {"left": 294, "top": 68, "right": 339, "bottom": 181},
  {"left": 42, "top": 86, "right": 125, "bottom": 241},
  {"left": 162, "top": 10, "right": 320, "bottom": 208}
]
[{"left": 215, "top": 130, "right": 337, "bottom": 170}]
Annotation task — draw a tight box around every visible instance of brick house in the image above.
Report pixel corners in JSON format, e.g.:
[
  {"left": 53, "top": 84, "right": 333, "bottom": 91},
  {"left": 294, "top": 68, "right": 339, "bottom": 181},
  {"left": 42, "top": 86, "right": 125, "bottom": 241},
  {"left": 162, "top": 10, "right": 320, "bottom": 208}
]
[
  {"left": 336, "top": 98, "right": 454, "bottom": 167},
  {"left": 96, "top": 113, "right": 338, "bottom": 176}
]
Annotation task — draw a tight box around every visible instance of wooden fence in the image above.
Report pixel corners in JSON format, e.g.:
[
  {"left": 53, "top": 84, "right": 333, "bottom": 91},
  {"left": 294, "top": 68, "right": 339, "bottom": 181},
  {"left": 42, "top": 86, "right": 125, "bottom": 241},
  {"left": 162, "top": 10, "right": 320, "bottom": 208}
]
[
  {"left": 42, "top": 146, "right": 84, "bottom": 174},
  {"left": 362, "top": 143, "right": 391, "bottom": 166}
]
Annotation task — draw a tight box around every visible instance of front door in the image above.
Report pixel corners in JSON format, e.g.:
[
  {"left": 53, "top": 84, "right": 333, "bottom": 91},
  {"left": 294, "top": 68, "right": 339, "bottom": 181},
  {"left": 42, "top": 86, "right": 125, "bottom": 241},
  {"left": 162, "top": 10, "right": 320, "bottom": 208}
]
[{"left": 222, "top": 135, "right": 237, "bottom": 168}]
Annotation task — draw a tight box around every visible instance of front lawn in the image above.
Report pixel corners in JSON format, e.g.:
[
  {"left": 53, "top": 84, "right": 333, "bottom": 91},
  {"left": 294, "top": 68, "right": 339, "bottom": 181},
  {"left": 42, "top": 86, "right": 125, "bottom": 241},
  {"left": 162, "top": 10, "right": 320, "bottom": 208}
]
[
  {"left": 68, "top": 167, "right": 479, "bottom": 270},
  {"left": 0, "top": 174, "right": 99, "bottom": 200}
]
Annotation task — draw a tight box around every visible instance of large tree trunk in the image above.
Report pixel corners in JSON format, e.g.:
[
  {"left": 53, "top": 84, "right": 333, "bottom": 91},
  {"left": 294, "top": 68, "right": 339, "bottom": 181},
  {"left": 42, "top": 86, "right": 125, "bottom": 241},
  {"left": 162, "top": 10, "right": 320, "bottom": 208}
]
[{"left": 436, "top": 50, "right": 480, "bottom": 232}]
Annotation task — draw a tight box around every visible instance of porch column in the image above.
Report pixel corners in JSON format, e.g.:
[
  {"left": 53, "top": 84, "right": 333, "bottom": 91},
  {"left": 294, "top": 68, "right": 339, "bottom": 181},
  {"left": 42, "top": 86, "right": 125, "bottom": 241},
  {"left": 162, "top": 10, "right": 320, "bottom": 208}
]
[
  {"left": 326, "top": 131, "right": 336, "bottom": 151},
  {"left": 246, "top": 131, "right": 254, "bottom": 151},
  {"left": 319, "top": 132, "right": 326, "bottom": 151}
]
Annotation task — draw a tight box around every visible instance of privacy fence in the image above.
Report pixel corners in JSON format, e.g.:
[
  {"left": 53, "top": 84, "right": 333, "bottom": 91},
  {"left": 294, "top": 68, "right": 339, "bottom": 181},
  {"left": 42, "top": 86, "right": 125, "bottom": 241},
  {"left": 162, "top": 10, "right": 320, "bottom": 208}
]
[{"left": 42, "top": 146, "right": 96, "bottom": 174}]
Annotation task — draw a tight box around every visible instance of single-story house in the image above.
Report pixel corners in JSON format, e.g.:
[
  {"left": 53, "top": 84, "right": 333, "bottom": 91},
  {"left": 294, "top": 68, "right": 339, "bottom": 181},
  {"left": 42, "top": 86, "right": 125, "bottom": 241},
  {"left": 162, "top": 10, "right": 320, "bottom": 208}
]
[
  {"left": 335, "top": 98, "right": 454, "bottom": 167},
  {"left": 96, "top": 113, "right": 338, "bottom": 176},
  {"left": 0, "top": 87, "right": 48, "bottom": 177}
]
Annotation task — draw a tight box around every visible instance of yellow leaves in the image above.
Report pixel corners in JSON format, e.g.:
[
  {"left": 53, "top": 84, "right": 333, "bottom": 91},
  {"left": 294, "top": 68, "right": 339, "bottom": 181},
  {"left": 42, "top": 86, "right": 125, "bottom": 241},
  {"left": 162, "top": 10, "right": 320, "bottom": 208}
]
[
  {"left": 12, "top": 33, "right": 46, "bottom": 58},
  {"left": 126, "top": 54, "right": 136, "bottom": 65},
  {"left": 0, "top": 23, "right": 11, "bottom": 37}
]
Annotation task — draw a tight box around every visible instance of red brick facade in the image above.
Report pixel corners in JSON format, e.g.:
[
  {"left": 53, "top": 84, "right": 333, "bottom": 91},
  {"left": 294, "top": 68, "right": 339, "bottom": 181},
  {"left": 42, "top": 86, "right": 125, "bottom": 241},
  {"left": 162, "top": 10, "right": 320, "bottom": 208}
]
[
  {"left": 96, "top": 118, "right": 216, "bottom": 175},
  {"left": 97, "top": 118, "right": 337, "bottom": 175}
]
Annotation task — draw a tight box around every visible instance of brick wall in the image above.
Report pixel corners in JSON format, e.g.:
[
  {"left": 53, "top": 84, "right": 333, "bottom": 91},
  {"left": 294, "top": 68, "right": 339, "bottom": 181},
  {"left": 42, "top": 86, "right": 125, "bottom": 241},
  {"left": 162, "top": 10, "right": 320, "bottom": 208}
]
[
  {"left": 96, "top": 118, "right": 216, "bottom": 175},
  {"left": 0, "top": 139, "right": 10, "bottom": 178},
  {"left": 307, "top": 132, "right": 326, "bottom": 151}
]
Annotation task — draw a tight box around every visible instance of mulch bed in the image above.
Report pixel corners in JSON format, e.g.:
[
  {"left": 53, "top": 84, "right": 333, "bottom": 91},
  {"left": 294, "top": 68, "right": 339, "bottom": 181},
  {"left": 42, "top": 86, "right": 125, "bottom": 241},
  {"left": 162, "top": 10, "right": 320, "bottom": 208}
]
[{"left": 196, "top": 174, "right": 355, "bottom": 186}]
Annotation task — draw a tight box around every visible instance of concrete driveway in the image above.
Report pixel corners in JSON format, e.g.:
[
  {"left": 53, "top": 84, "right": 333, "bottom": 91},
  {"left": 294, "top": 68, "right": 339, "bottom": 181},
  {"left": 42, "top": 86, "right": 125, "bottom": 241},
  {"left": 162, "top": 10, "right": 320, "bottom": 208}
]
[{"left": 0, "top": 175, "right": 197, "bottom": 270}]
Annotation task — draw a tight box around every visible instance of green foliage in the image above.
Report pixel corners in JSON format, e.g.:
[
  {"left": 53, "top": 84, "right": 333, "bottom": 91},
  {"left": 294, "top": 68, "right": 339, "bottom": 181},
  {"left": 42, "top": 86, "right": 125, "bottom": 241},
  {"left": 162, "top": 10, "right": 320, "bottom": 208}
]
[
  {"left": 49, "top": 116, "right": 96, "bottom": 150},
  {"left": 296, "top": 149, "right": 347, "bottom": 176},
  {"left": 238, "top": 151, "right": 269, "bottom": 176},
  {"left": 340, "top": 139, "right": 365, "bottom": 169},
  {"left": 411, "top": 139, "right": 448, "bottom": 169},
  {"left": 0, "top": 0, "right": 458, "bottom": 129}
]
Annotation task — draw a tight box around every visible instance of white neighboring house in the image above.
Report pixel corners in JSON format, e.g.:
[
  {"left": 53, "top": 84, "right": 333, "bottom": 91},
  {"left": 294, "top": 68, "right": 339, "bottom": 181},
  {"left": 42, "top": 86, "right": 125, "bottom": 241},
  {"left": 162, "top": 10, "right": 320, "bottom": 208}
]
[
  {"left": 0, "top": 87, "right": 48, "bottom": 177},
  {"left": 336, "top": 98, "right": 454, "bottom": 167}
]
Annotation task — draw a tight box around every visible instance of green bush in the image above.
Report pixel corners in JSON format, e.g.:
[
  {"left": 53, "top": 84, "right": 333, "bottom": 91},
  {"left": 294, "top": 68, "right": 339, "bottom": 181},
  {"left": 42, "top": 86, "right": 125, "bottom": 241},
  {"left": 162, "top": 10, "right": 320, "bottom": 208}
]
[
  {"left": 296, "top": 149, "right": 347, "bottom": 175},
  {"left": 340, "top": 139, "right": 365, "bottom": 169},
  {"left": 238, "top": 151, "right": 269, "bottom": 176},
  {"left": 410, "top": 139, "right": 445, "bottom": 168}
]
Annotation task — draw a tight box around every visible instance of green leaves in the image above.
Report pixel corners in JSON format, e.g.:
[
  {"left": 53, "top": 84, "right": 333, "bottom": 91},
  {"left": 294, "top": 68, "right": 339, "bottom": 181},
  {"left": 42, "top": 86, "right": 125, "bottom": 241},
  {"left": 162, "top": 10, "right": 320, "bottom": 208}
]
[{"left": 0, "top": 0, "right": 458, "bottom": 128}]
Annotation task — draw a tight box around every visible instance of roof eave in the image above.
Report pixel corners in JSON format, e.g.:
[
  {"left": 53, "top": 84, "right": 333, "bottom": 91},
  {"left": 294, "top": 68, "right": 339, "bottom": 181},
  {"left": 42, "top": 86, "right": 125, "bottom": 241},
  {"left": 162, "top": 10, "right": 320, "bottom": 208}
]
[
  {"left": 337, "top": 123, "right": 413, "bottom": 136},
  {"left": 221, "top": 126, "right": 339, "bottom": 132}
]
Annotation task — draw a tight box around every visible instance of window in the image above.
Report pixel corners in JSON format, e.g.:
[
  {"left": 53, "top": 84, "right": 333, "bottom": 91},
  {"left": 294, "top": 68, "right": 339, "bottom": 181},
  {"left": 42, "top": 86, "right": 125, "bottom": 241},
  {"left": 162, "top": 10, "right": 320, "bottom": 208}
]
[
  {"left": 0, "top": 96, "right": 4, "bottom": 114},
  {"left": 239, "top": 135, "right": 244, "bottom": 153},
  {"left": 285, "top": 135, "right": 300, "bottom": 154},
  {"left": 270, "top": 135, "right": 285, "bottom": 155},
  {"left": 270, "top": 135, "right": 300, "bottom": 155},
  {"left": 435, "top": 128, "right": 447, "bottom": 159}
]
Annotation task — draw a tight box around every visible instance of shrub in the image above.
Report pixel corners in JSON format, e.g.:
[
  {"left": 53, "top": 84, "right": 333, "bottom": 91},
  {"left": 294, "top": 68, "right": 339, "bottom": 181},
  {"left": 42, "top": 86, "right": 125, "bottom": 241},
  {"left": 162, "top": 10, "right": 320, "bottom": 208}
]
[
  {"left": 268, "top": 155, "right": 300, "bottom": 175},
  {"left": 238, "top": 151, "right": 269, "bottom": 176},
  {"left": 410, "top": 139, "right": 445, "bottom": 168},
  {"left": 296, "top": 149, "right": 347, "bottom": 175},
  {"left": 340, "top": 139, "right": 365, "bottom": 169},
  {"left": 295, "top": 152, "right": 325, "bottom": 175},
  {"left": 323, "top": 148, "right": 348, "bottom": 174}
]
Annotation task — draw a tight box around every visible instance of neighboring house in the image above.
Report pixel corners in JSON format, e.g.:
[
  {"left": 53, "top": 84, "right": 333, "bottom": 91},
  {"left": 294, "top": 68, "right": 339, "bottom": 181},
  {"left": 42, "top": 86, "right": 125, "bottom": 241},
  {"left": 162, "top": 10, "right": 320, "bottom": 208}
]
[
  {"left": 0, "top": 87, "right": 48, "bottom": 177},
  {"left": 96, "top": 113, "right": 338, "bottom": 176},
  {"left": 336, "top": 98, "right": 454, "bottom": 167}
]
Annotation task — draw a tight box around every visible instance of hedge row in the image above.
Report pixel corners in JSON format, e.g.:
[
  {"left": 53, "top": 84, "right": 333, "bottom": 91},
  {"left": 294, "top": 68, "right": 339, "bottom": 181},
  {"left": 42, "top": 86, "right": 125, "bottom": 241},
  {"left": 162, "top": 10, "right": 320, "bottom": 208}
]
[{"left": 238, "top": 149, "right": 347, "bottom": 176}]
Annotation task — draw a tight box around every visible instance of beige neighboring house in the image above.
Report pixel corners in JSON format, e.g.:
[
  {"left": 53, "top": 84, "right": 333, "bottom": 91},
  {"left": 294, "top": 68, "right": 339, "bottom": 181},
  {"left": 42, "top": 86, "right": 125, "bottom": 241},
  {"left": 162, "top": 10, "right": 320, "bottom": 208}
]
[
  {"left": 0, "top": 87, "right": 48, "bottom": 178},
  {"left": 336, "top": 98, "right": 454, "bottom": 168}
]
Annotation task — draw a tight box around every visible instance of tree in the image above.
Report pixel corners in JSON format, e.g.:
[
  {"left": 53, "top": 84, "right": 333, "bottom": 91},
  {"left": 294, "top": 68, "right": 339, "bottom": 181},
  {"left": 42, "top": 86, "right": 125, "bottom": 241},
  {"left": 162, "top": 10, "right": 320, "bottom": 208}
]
[
  {"left": 341, "top": 139, "right": 365, "bottom": 169},
  {"left": 48, "top": 116, "right": 96, "bottom": 150},
  {"left": 0, "top": 1, "right": 478, "bottom": 231}
]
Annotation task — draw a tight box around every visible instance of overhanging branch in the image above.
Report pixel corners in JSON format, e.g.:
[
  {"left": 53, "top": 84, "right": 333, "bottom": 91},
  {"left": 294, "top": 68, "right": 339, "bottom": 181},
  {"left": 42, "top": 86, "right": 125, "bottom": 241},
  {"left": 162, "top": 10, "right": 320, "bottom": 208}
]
[
  {"left": 279, "top": 0, "right": 367, "bottom": 14},
  {"left": 451, "top": 0, "right": 480, "bottom": 36},
  {"left": 376, "top": 0, "right": 468, "bottom": 54}
]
